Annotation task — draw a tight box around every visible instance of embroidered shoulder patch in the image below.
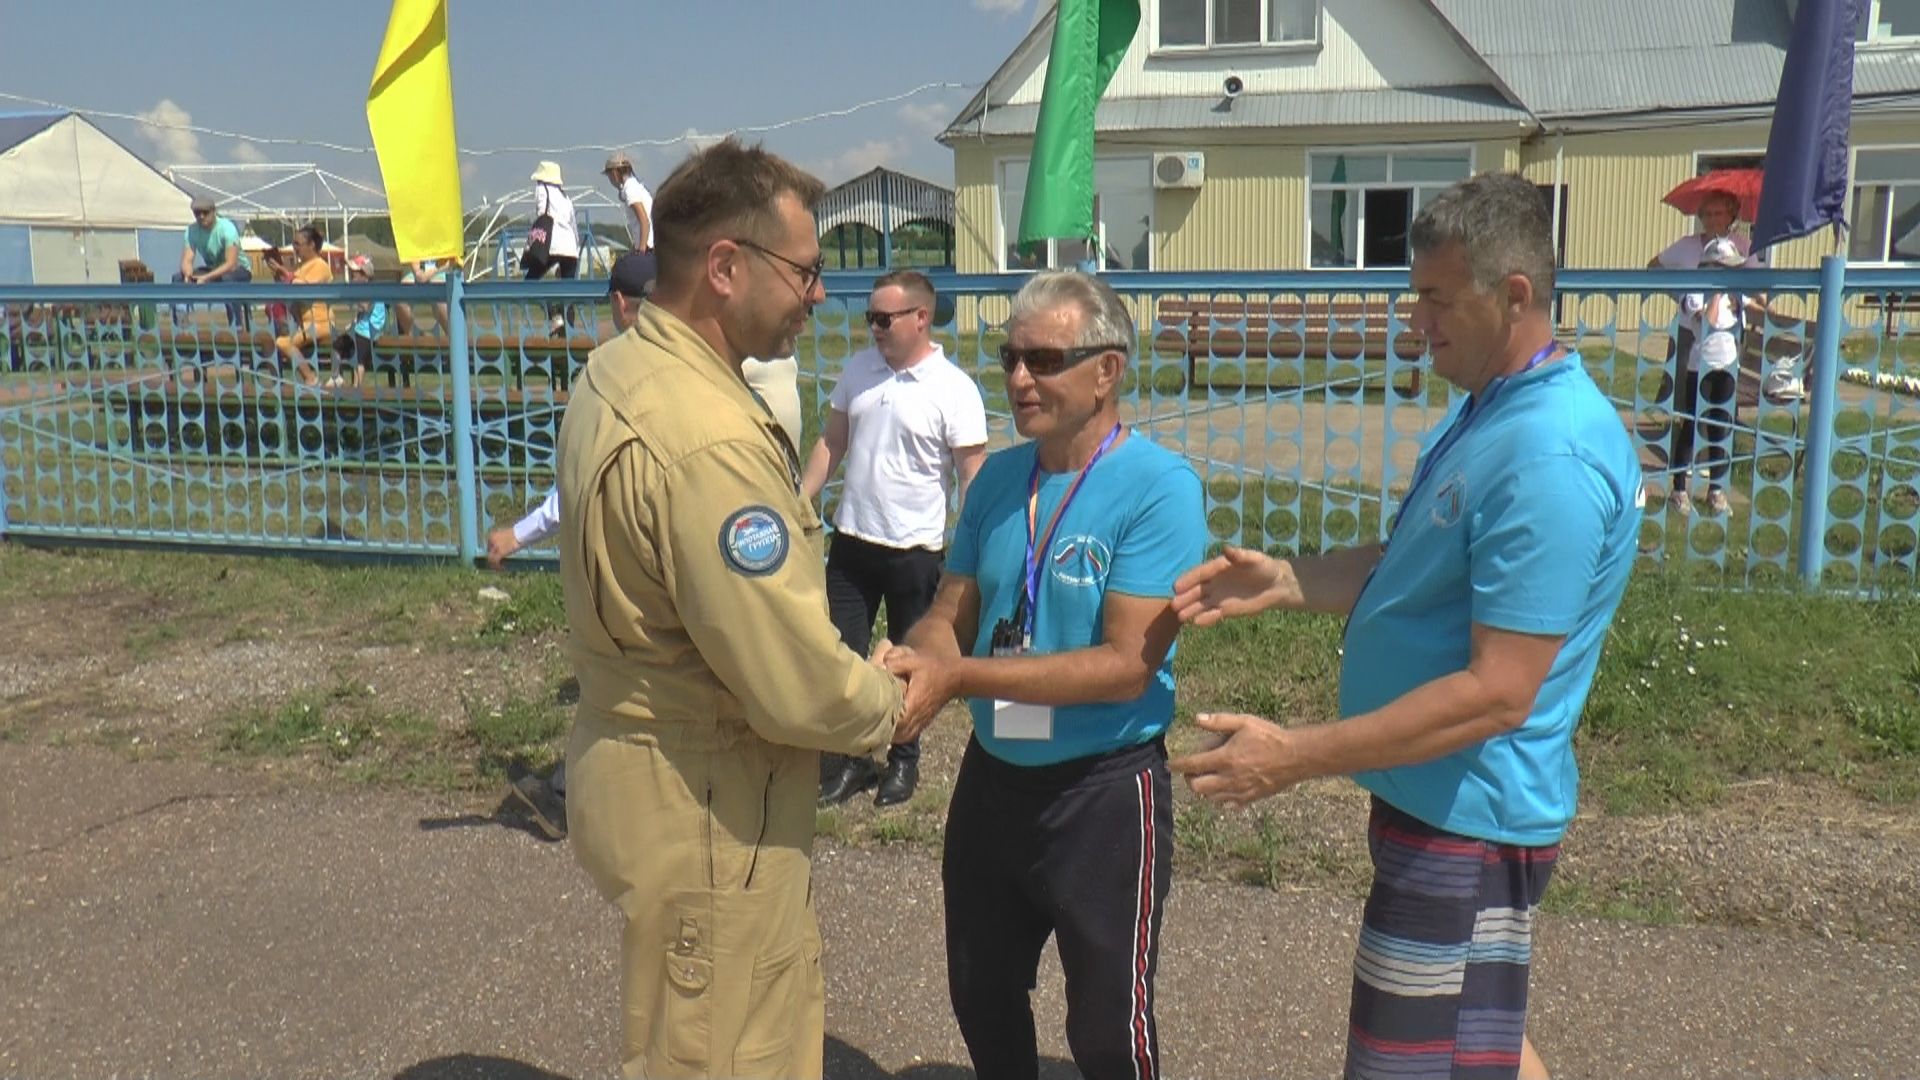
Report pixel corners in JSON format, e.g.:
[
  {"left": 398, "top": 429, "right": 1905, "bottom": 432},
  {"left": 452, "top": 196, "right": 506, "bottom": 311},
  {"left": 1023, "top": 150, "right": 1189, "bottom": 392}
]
[{"left": 719, "top": 505, "right": 789, "bottom": 576}]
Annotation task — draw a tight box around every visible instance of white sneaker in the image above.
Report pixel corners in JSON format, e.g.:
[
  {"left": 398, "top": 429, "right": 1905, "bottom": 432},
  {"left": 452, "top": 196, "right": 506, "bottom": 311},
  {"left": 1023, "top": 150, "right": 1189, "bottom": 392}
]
[
  {"left": 1706, "top": 489, "right": 1731, "bottom": 515},
  {"left": 548, "top": 316, "right": 566, "bottom": 335},
  {"left": 1668, "top": 489, "right": 1692, "bottom": 516}
]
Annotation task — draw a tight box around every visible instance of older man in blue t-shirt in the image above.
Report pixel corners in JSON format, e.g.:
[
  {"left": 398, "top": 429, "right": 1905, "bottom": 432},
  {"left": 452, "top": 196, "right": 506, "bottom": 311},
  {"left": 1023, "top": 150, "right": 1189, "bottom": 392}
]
[
  {"left": 885, "top": 270, "right": 1205, "bottom": 1080},
  {"left": 1170, "top": 173, "right": 1641, "bottom": 1080}
]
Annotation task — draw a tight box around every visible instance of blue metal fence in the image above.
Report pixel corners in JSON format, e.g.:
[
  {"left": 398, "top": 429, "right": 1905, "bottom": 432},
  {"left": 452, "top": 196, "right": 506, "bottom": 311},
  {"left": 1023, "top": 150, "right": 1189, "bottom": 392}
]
[{"left": 2, "top": 262, "right": 1916, "bottom": 593}]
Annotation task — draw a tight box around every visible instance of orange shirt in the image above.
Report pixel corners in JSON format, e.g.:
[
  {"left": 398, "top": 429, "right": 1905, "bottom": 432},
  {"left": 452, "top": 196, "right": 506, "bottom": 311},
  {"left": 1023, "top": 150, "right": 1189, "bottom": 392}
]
[{"left": 291, "top": 255, "right": 332, "bottom": 337}]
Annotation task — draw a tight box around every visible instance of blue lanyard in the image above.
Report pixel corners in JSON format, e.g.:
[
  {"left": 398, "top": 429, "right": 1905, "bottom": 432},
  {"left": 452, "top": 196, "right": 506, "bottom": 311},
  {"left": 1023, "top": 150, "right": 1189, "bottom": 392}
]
[
  {"left": 1391, "top": 343, "right": 1560, "bottom": 538},
  {"left": 1021, "top": 424, "right": 1123, "bottom": 644}
]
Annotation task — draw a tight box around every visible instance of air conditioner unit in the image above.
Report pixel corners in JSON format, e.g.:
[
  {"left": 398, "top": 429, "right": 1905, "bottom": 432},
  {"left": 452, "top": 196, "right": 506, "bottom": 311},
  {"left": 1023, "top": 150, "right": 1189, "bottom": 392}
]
[{"left": 1153, "top": 151, "right": 1206, "bottom": 190}]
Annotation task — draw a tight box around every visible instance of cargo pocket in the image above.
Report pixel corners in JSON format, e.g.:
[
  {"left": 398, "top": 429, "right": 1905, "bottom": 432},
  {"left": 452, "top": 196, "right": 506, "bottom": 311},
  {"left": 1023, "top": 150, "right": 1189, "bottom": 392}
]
[
  {"left": 730, "top": 936, "right": 822, "bottom": 1075},
  {"left": 657, "top": 913, "right": 714, "bottom": 1072}
]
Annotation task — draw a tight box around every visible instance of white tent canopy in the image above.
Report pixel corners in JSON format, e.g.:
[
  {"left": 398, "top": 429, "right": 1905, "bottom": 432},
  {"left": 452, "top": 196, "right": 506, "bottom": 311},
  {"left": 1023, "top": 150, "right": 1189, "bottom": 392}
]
[{"left": 0, "top": 112, "right": 192, "bottom": 229}]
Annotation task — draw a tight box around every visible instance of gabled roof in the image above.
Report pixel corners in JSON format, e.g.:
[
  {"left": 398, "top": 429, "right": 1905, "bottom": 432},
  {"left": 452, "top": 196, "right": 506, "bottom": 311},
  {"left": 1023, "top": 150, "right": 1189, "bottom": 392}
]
[
  {"left": 942, "top": 6, "right": 1061, "bottom": 143},
  {"left": 0, "top": 111, "right": 63, "bottom": 156},
  {"left": 816, "top": 166, "right": 954, "bottom": 234},
  {"left": 1422, "top": 0, "right": 1920, "bottom": 121}
]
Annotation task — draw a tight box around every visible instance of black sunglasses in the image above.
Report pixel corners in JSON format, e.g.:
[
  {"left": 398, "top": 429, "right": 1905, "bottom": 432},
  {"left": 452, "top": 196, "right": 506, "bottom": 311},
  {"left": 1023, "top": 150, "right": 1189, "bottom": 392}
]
[
  {"left": 731, "top": 237, "right": 826, "bottom": 293},
  {"left": 865, "top": 306, "right": 923, "bottom": 330},
  {"left": 998, "top": 343, "right": 1124, "bottom": 377}
]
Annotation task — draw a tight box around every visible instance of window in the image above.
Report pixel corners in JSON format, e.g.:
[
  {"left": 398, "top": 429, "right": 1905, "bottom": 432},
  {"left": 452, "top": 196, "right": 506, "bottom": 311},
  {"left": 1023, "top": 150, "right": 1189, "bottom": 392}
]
[
  {"left": 1308, "top": 149, "right": 1473, "bottom": 268},
  {"left": 1857, "top": 0, "right": 1920, "bottom": 43},
  {"left": 1157, "top": 0, "right": 1319, "bottom": 50},
  {"left": 998, "top": 158, "right": 1153, "bottom": 272},
  {"left": 1696, "top": 152, "right": 1765, "bottom": 175},
  {"left": 1848, "top": 147, "right": 1920, "bottom": 263}
]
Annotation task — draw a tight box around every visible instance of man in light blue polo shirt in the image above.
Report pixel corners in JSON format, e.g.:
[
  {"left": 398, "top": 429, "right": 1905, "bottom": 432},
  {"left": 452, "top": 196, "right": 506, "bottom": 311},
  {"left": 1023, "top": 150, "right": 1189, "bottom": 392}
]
[
  {"left": 1169, "top": 172, "right": 1641, "bottom": 1080},
  {"left": 173, "top": 195, "right": 252, "bottom": 328},
  {"left": 884, "top": 270, "right": 1205, "bottom": 1080}
]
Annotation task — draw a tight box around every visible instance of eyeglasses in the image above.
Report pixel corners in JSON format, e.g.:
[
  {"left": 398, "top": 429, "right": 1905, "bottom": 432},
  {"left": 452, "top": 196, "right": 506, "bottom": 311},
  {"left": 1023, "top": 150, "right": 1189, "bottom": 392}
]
[
  {"left": 731, "top": 238, "right": 826, "bottom": 293},
  {"left": 998, "top": 343, "right": 1124, "bottom": 377},
  {"left": 865, "top": 306, "right": 923, "bottom": 330}
]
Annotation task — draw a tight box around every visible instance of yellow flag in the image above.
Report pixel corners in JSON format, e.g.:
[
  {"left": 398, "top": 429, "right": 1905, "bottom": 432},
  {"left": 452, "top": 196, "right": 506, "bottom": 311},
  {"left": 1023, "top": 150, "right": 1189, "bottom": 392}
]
[{"left": 367, "top": 0, "right": 462, "bottom": 262}]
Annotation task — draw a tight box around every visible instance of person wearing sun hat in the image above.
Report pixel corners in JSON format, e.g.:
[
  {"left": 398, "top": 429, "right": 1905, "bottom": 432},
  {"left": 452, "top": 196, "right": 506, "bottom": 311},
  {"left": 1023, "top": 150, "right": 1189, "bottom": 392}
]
[
  {"left": 602, "top": 151, "right": 653, "bottom": 254},
  {"left": 525, "top": 160, "right": 580, "bottom": 335}
]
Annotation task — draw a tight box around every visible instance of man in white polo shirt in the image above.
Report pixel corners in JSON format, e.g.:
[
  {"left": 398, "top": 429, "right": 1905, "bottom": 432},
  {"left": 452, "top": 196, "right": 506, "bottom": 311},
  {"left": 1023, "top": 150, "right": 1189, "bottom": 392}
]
[{"left": 803, "top": 269, "right": 988, "bottom": 806}]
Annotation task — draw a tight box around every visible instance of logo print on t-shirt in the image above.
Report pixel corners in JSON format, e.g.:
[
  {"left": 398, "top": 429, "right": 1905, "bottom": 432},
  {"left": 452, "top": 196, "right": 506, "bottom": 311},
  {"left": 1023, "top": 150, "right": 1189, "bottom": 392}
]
[
  {"left": 1050, "top": 534, "right": 1112, "bottom": 588},
  {"left": 1430, "top": 471, "right": 1467, "bottom": 529}
]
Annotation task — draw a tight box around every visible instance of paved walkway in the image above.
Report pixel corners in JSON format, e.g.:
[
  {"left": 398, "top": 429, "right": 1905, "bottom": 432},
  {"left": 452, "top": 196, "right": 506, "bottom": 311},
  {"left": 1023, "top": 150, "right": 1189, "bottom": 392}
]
[{"left": 3, "top": 745, "right": 1914, "bottom": 1079}]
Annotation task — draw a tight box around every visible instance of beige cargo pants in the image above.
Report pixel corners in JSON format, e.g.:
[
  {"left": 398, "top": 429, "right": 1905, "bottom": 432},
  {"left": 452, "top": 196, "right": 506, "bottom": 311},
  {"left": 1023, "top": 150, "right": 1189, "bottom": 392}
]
[{"left": 568, "top": 719, "right": 825, "bottom": 1079}]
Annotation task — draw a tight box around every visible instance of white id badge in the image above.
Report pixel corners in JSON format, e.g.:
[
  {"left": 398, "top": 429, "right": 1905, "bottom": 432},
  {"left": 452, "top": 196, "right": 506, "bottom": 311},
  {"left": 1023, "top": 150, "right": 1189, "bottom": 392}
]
[{"left": 992, "top": 699, "right": 1054, "bottom": 741}]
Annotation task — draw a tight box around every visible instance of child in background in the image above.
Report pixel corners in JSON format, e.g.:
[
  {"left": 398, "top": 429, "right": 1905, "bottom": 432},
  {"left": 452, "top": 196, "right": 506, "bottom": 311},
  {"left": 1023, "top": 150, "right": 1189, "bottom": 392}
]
[{"left": 328, "top": 255, "right": 387, "bottom": 390}]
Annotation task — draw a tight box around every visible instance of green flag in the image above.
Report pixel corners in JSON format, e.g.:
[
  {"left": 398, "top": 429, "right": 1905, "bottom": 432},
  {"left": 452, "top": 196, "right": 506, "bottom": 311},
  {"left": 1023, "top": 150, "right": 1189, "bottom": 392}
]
[{"left": 1017, "top": 0, "right": 1141, "bottom": 251}]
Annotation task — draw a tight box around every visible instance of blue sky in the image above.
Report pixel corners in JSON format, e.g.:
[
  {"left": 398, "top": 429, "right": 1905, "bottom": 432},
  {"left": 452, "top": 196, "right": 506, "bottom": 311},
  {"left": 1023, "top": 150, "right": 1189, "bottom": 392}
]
[{"left": 0, "top": 0, "right": 1044, "bottom": 212}]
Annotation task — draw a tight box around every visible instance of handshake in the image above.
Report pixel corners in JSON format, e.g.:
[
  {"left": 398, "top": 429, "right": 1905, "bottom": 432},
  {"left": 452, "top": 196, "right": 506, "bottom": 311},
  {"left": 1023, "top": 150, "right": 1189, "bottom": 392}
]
[{"left": 869, "top": 638, "right": 955, "bottom": 745}]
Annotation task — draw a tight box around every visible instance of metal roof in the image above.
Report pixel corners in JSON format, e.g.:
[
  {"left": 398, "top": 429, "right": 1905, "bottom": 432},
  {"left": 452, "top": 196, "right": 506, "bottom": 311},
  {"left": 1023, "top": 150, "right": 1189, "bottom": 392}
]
[
  {"left": 0, "top": 111, "right": 62, "bottom": 156},
  {"left": 1424, "top": 0, "right": 1920, "bottom": 118},
  {"left": 947, "top": 84, "right": 1529, "bottom": 140},
  {"left": 814, "top": 166, "right": 953, "bottom": 234}
]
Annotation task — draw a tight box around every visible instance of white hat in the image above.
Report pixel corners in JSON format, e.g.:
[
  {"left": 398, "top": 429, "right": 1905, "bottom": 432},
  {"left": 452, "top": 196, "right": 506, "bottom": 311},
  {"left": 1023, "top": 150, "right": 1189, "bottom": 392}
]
[
  {"left": 1700, "top": 237, "right": 1745, "bottom": 267},
  {"left": 530, "top": 161, "right": 564, "bottom": 186}
]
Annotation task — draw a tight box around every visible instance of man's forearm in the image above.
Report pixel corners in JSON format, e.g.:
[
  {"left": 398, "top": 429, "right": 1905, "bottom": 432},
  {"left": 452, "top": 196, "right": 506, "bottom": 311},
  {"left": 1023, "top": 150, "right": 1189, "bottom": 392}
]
[
  {"left": 950, "top": 646, "right": 1152, "bottom": 707},
  {"left": 1278, "top": 543, "right": 1384, "bottom": 616},
  {"left": 1291, "top": 668, "right": 1525, "bottom": 778}
]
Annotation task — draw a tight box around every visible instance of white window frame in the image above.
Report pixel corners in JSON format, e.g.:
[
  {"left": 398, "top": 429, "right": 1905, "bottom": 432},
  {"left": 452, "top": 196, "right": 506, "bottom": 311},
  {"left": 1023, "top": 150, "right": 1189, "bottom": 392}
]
[
  {"left": 1846, "top": 142, "right": 1920, "bottom": 266},
  {"left": 1857, "top": 0, "right": 1920, "bottom": 45},
  {"left": 993, "top": 155, "right": 1156, "bottom": 272},
  {"left": 1151, "top": 0, "right": 1322, "bottom": 55},
  {"left": 1303, "top": 144, "right": 1476, "bottom": 270},
  {"left": 1691, "top": 148, "right": 1767, "bottom": 176}
]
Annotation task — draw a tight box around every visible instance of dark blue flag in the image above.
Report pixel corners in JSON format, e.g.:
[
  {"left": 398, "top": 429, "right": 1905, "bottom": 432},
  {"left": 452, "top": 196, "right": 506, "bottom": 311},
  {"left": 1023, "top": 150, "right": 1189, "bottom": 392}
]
[{"left": 1752, "top": 0, "right": 1862, "bottom": 252}]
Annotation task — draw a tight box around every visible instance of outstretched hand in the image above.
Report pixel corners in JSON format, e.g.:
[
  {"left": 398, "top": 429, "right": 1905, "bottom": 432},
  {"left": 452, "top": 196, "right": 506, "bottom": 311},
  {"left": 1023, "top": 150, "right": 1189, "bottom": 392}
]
[
  {"left": 1167, "top": 711, "right": 1305, "bottom": 807},
  {"left": 1172, "top": 546, "right": 1286, "bottom": 626}
]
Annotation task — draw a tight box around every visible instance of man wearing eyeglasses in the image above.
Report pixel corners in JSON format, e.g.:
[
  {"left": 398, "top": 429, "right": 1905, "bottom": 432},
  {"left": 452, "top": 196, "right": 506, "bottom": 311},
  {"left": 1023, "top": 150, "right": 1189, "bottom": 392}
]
[
  {"left": 882, "top": 270, "right": 1205, "bottom": 1080},
  {"left": 173, "top": 195, "right": 252, "bottom": 328},
  {"left": 802, "top": 269, "right": 988, "bottom": 809},
  {"left": 554, "top": 138, "right": 908, "bottom": 1079}
]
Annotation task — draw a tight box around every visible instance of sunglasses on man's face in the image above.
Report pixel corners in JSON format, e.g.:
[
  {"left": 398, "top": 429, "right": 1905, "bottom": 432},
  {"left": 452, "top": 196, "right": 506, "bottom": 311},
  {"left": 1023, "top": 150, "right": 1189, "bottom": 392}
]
[
  {"left": 865, "top": 306, "right": 922, "bottom": 330},
  {"left": 997, "top": 343, "right": 1123, "bottom": 377}
]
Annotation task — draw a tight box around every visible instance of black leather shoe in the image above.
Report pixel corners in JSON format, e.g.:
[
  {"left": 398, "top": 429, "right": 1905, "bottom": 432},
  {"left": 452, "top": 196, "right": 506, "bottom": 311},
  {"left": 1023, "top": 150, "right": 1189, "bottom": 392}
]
[
  {"left": 873, "top": 758, "right": 919, "bottom": 808},
  {"left": 818, "top": 756, "right": 879, "bottom": 806}
]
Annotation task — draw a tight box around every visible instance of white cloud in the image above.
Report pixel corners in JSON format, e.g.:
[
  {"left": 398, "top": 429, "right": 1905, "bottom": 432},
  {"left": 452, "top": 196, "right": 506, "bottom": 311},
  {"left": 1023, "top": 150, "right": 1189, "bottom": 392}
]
[
  {"left": 135, "top": 98, "right": 203, "bottom": 165},
  {"left": 972, "top": 0, "right": 1026, "bottom": 12},
  {"left": 897, "top": 100, "right": 954, "bottom": 135},
  {"left": 811, "top": 138, "right": 910, "bottom": 185},
  {"left": 231, "top": 140, "right": 269, "bottom": 165}
]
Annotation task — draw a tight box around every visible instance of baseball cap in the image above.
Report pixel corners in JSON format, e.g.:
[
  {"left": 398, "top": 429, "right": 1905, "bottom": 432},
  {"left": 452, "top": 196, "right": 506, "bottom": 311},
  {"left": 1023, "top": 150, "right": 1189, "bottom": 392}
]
[
  {"left": 346, "top": 254, "right": 374, "bottom": 275},
  {"left": 1700, "top": 237, "right": 1746, "bottom": 267},
  {"left": 609, "top": 251, "right": 657, "bottom": 299},
  {"left": 603, "top": 151, "right": 633, "bottom": 174},
  {"left": 190, "top": 195, "right": 217, "bottom": 214}
]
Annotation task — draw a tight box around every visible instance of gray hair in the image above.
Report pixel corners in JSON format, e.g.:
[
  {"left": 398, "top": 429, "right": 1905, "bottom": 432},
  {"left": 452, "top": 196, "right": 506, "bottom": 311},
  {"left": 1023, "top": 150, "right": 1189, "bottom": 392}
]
[
  {"left": 1008, "top": 270, "right": 1136, "bottom": 357},
  {"left": 1409, "top": 172, "right": 1555, "bottom": 308}
]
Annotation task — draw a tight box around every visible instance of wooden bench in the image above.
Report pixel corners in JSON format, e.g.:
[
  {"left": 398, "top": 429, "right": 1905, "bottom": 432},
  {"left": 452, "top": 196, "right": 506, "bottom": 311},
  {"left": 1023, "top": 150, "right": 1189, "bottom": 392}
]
[
  {"left": 1152, "top": 297, "right": 1426, "bottom": 394},
  {"left": 1862, "top": 292, "right": 1920, "bottom": 337}
]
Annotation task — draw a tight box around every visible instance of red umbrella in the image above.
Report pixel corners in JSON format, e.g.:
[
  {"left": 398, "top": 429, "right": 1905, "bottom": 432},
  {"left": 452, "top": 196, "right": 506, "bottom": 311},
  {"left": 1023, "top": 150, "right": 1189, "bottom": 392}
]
[{"left": 1663, "top": 168, "right": 1765, "bottom": 223}]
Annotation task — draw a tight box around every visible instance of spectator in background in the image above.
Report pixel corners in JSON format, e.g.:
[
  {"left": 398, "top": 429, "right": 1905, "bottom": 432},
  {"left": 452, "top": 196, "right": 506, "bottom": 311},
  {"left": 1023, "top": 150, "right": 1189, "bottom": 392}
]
[
  {"left": 1671, "top": 237, "right": 1749, "bottom": 516},
  {"left": 271, "top": 226, "right": 334, "bottom": 387},
  {"left": 803, "top": 269, "right": 988, "bottom": 808},
  {"left": 328, "top": 255, "right": 386, "bottom": 391},
  {"left": 524, "top": 161, "right": 580, "bottom": 336},
  {"left": 394, "top": 258, "right": 450, "bottom": 336},
  {"left": 603, "top": 151, "right": 653, "bottom": 254},
  {"left": 174, "top": 195, "right": 252, "bottom": 329}
]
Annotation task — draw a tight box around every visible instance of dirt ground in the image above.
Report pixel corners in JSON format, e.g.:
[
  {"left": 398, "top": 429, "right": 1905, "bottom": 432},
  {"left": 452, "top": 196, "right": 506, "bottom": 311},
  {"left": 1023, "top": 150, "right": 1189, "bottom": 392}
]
[{"left": 3, "top": 559, "right": 1920, "bottom": 1078}]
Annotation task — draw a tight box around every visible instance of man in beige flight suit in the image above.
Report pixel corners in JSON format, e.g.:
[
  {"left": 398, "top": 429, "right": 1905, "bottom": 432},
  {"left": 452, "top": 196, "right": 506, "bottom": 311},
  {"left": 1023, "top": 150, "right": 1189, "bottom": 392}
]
[{"left": 555, "top": 138, "right": 907, "bottom": 1078}]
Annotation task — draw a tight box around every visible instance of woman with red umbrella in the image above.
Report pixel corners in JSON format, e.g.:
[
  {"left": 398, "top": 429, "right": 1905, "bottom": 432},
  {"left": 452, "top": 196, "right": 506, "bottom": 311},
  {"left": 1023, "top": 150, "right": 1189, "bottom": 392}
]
[{"left": 1648, "top": 169, "right": 1774, "bottom": 516}]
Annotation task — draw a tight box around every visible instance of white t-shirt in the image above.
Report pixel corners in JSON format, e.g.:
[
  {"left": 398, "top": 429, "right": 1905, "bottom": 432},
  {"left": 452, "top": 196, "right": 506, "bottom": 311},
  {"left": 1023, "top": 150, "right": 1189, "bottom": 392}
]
[
  {"left": 617, "top": 175, "right": 653, "bottom": 251},
  {"left": 743, "top": 356, "right": 803, "bottom": 452},
  {"left": 535, "top": 183, "right": 580, "bottom": 259},
  {"left": 828, "top": 344, "right": 988, "bottom": 550},
  {"left": 1657, "top": 231, "right": 1764, "bottom": 270},
  {"left": 1682, "top": 293, "right": 1743, "bottom": 372}
]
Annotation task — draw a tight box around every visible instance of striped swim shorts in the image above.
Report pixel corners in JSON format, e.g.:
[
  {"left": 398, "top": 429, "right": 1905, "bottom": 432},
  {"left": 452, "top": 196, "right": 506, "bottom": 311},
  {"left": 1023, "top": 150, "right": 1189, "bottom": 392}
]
[{"left": 1344, "top": 797, "right": 1560, "bottom": 1080}]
